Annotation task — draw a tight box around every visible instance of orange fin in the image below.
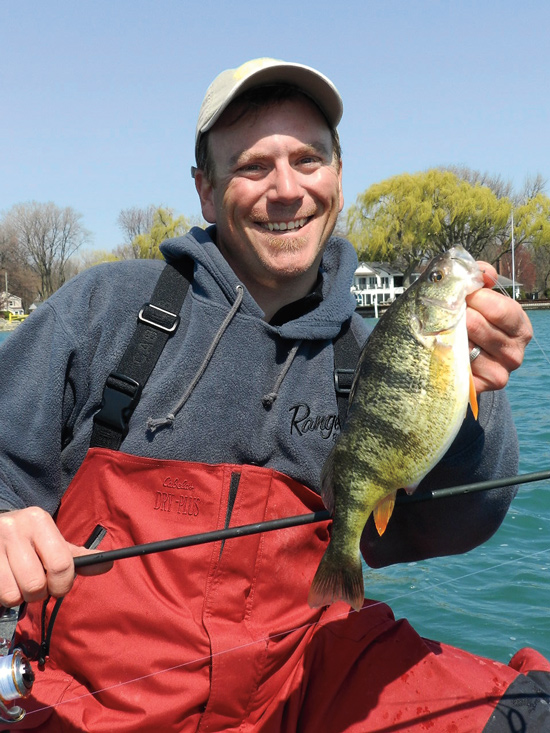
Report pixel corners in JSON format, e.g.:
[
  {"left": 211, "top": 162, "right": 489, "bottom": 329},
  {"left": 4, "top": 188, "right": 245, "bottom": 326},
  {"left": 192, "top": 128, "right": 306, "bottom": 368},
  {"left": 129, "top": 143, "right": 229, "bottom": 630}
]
[
  {"left": 469, "top": 368, "right": 479, "bottom": 420},
  {"left": 373, "top": 491, "right": 397, "bottom": 536}
]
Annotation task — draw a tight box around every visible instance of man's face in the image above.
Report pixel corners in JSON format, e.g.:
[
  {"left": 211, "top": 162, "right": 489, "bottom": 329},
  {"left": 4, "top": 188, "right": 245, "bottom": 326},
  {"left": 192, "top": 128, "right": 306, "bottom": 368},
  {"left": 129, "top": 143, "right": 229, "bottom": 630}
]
[{"left": 195, "top": 97, "right": 344, "bottom": 298}]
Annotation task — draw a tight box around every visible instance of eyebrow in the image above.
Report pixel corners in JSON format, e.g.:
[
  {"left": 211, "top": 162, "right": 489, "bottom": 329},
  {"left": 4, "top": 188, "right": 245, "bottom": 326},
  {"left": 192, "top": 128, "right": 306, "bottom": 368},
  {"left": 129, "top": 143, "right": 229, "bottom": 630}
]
[{"left": 227, "top": 140, "right": 334, "bottom": 169}]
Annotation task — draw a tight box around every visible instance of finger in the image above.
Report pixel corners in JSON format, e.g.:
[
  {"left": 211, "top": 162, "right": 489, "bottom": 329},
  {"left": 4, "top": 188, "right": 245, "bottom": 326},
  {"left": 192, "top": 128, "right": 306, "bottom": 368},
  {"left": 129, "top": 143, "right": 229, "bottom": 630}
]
[
  {"left": 70, "top": 544, "right": 114, "bottom": 577},
  {"left": 466, "top": 289, "right": 532, "bottom": 370},
  {"left": 476, "top": 261, "right": 499, "bottom": 289},
  {"left": 0, "top": 508, "right": 76, "bottom": 601},
  {"left": 468, "top": 348, "right": 511, "bottom": 393},
  {"left": 0, "top": 554, "right": 24, "bottom": 607},
  {"left": 11, "top": 534, "right": 75, "bottom": 602},
  {"left": 0, "top": 510, "right": 51, "bottom": 603}
]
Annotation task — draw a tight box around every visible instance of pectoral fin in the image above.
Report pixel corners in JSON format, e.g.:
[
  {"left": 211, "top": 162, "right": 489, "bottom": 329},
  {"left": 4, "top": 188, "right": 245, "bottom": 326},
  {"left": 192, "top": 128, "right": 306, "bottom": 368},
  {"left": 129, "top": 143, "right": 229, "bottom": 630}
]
[
  {"left": 469, "top": 368, "right": 479, "bottom": 420},
  {"left": 373, "top": 491, "right": 397, "bottom": 536}
]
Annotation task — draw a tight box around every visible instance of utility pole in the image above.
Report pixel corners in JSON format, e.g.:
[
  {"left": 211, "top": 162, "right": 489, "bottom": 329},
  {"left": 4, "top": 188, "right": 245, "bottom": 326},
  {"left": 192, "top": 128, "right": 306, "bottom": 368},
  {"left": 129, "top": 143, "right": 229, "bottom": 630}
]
[
  {"left": 1, "top": 271, "right": 7, "bottom": 311},
  {"left": 511, "top": 211, "right": 516, "bottom": 299}
]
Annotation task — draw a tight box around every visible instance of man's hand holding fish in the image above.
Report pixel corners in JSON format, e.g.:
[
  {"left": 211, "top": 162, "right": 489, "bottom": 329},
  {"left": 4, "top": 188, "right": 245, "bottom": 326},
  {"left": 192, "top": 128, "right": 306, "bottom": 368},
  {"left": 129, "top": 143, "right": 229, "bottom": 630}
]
[{"left": 466, "top": 261, "right": 533, "bottom": 393}]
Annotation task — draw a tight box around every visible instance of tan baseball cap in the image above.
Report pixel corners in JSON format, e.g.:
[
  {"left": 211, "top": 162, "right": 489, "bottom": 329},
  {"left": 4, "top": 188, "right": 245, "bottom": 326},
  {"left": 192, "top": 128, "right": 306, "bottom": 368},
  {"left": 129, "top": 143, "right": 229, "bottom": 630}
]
[{"left": 195, "top": 57, "right": 343, "bottom": 161}]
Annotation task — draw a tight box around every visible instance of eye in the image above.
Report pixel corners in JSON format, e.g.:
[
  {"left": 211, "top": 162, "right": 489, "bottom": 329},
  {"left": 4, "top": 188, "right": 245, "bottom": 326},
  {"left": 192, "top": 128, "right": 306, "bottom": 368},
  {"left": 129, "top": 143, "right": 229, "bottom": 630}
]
[
  {"left": 298, "top": 155, "right": 319, "bottom": 165},
  {"left": 238, "top": 163, "right": 263, "bottom": 173},
  {"left": 429, "top": 269, "right": 444, "bottom": 283}
]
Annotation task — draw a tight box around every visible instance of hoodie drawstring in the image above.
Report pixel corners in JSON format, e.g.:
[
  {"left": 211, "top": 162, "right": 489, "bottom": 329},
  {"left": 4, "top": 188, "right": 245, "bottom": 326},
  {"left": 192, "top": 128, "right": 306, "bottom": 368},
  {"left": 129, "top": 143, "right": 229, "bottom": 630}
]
[
  {"left": 262, "top": 339, "right": 303, "bottom": 409},
  {"left": 147, "top": 285, "right": 244, "bottom": 432}
]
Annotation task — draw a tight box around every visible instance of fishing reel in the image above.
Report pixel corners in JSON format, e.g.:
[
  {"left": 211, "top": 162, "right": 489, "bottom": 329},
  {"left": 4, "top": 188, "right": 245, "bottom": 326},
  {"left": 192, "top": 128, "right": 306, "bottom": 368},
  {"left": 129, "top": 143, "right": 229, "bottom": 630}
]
[
  {"left": 0, "top": 606, "right": 34, "bottom": 725},
  {"left": 0, "top": 649, "right": 34, "bottom": 723}
]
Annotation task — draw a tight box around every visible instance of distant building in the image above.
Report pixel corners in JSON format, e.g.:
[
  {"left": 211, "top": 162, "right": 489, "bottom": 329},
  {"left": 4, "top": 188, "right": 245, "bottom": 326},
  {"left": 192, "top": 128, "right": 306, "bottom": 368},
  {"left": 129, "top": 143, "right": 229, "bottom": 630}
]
[
  {"left": 494, "top": 275, "right": 522, "bottom": 300},
  {"left": 352, "top": 262, "right": 404, "bottom": 308},
  {"left": 351, "top": 262, "right": 422, "bottom": 313},
  {"left": 0, "top": 291, "right": 24, "bottom": 316}
]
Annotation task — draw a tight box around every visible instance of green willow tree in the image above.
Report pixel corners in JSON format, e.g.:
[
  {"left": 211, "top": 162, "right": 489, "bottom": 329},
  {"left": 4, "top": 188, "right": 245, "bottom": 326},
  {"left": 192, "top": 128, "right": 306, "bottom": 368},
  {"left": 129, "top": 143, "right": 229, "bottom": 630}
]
[
  {"left": 346, "top": 169, "right": 550, "bottom": 284},
  {"left": 346, "top": 170, "right": 513, "bottom": 282},
  {"left": 130, "top": 207, "right": 191, "bottom": 260},
  {"left": 508, "top": 193, "right": 550, "bottom": 255}
]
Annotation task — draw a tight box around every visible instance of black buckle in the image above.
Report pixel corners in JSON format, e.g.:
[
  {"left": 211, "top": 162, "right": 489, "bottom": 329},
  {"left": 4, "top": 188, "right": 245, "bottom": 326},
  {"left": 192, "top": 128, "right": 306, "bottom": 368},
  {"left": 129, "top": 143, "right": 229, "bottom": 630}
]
[
  {"left": 93, "top": 372, "right": 142, "bottom": 437},
  {"left": 334, "top": 368, "right": 355, "bottom": 396},
  {"left": 138, "top": 303, "right": 180, "bottom": 333}
]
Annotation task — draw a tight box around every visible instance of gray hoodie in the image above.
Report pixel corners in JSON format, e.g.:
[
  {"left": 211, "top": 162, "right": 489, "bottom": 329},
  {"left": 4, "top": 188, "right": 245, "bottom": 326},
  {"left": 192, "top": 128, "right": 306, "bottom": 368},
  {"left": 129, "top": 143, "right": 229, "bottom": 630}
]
[{"left": 0, "top": 227, "right": 519, "bottom": 566}]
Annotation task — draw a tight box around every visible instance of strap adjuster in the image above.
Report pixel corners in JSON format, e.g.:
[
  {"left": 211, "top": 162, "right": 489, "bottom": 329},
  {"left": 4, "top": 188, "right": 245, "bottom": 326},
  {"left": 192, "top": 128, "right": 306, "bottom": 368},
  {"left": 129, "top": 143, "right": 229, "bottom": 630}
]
[
  {"left": 138, "top": 303, "right": 180, "bottom": 333},
  {"left": 334, "top": 368, "right": 355, "bottom": 396},
  {"left": 93, "top": 372, "right": 142, "bottom": 437}
]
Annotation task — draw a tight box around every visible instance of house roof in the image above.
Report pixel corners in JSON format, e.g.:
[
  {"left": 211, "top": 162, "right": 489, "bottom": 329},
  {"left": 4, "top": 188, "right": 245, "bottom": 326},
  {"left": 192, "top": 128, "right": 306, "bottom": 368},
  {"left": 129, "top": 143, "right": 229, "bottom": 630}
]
[
  {"left": 495, "top": 275, "right": 522, "bottom": 288},
  {"left": 356, "top": 262, "right": 404, "bottom": 277}
]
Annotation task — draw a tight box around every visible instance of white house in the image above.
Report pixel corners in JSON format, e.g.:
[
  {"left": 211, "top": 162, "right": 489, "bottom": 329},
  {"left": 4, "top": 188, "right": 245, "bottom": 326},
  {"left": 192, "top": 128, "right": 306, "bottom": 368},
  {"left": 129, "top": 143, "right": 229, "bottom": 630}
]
[
  {"left": 351, "top": 262, "right": 407, "bottom": 310},
  {"left": 495, "top": 275, "right": 522, "bottom": 300},
  {"left": 0, "top": 291, "right": 24, "bottom": 316}
]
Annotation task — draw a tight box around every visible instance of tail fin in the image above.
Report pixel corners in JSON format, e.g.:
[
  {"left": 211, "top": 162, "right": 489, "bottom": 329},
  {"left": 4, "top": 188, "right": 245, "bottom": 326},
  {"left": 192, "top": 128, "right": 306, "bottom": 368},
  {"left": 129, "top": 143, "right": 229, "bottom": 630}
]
[{"left": 308, "top": 545, "right": 364, "bottom": 612}]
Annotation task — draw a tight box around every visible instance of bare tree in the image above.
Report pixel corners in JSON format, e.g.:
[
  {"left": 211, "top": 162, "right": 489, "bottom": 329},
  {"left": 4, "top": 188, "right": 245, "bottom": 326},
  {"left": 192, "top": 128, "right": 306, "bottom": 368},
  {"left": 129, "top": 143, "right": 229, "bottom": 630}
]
[
  {"left": 2, "top": 202, "right": 90, "bottom": 300},
  {"left": 441, "top": 165, "right": 514, "bottom": 200},
  {"left": 0, "top": 221, "right": 41, "bottom": 310},
  {"left": 117, "top": 205, "right": 157, "bottom": 258},
  {"left": 519, "top": 173, "right": 547, "bottom": 203}
]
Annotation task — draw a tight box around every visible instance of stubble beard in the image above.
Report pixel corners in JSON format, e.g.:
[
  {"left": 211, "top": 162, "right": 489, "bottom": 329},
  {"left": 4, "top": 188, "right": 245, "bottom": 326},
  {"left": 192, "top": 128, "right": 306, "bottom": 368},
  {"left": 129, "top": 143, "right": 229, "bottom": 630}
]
[{"left": 266, "top": 233, "right": 307, "bottom": 254}]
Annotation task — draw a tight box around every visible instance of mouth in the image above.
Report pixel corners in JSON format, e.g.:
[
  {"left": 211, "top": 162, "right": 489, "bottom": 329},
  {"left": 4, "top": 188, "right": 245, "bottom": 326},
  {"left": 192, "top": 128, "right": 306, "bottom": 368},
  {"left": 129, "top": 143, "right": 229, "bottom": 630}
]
[{"left": 258, "top": 216, "right": 311, "bottom": 232}]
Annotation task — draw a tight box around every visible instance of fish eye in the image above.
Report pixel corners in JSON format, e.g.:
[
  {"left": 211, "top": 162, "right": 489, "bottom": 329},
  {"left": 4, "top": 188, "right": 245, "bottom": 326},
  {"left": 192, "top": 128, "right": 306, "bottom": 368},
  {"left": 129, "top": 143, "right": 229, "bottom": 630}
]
[{"left": 429, "top": 269, "right": 444, "bottom": 283}]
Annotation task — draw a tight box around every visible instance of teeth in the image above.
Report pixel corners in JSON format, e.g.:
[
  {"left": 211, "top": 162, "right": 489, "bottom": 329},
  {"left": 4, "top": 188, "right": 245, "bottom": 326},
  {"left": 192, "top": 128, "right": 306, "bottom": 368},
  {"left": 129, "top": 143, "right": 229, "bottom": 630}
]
[{"left": 262, "top": 218, "right": 308, "bottom": 232}]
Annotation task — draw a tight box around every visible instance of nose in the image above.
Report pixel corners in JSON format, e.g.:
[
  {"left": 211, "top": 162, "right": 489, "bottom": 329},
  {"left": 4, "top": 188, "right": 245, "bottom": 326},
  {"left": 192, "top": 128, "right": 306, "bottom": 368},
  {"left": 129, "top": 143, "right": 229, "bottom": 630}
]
[{"left": 268, "top": 161, "right": 303, "bottom": 203}]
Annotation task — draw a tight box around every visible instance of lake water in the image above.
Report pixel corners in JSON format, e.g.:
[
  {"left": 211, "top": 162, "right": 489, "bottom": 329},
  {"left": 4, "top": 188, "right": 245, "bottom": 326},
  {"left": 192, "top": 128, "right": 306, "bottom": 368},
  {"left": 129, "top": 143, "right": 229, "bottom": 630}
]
[
  {"left": 1, "top": 314, "right": 549, "bottom": 664},
  {"left": 363, "top": 309, "right": 550, "bottom": 664}
]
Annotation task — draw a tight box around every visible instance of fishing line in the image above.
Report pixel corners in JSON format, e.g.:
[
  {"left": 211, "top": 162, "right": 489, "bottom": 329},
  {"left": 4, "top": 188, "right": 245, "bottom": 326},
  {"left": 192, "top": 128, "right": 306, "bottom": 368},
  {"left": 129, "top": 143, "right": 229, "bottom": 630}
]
[
  {"left": 484, "top": 270, "right": 550, "bottom": 368},
  {"left": 22, "top": 542, "right": 550, "bottom": 719}
]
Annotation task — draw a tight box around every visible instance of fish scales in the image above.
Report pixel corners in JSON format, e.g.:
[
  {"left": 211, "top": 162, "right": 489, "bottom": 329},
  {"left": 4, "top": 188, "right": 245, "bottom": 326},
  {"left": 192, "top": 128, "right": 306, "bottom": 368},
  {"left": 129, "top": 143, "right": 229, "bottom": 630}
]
[{"left": 308, "top": 246, "right": 484, "bottom": 612}]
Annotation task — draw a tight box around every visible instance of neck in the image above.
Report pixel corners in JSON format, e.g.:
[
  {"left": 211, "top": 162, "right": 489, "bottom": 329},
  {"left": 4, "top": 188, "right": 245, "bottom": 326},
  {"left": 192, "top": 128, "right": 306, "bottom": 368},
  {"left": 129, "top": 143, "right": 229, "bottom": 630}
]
[
  {"left": 212, "top": 230, "right": 322, "bottom": 321},
  {"left": 248, "top": 274, "right": 318, "bottom": 322}
]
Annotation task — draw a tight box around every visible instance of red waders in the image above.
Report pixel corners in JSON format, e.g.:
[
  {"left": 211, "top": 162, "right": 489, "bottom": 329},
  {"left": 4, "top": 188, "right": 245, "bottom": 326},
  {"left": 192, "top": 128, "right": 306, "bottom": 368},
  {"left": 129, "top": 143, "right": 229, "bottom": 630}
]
[{"left": 8, "top": 448, "right": 550, "bottom": 732}]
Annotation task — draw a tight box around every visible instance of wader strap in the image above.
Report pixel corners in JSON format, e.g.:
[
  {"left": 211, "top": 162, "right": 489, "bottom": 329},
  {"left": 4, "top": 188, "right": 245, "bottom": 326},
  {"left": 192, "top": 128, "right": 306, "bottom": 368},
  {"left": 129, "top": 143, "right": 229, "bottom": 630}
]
[
  {"left": 333, "top": 317, "right": 362, "bottom": 425},
  {"left": 91, "top": 260, "right": 193, "bottom": 450}
]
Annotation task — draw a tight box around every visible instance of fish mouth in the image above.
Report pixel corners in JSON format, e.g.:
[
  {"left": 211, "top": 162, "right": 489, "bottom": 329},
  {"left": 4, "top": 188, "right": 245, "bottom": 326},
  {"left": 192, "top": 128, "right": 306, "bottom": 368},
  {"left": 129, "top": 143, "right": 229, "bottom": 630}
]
[
  {"left": 450, "top": 252, "right": 484, "bottom": 291},
  {"left": 418, "top": 295, "right": 465, "bottom": 313}
]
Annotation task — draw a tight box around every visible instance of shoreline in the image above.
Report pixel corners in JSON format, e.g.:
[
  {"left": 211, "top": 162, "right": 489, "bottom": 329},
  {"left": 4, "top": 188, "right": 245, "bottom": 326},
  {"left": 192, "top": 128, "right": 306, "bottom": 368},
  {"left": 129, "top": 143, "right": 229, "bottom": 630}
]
[
  {"left": 3, "top": 301, "right": 550, "bottom": 329},
  {"left": 358, "top": 299, "right": 550, "bottom": 318}
]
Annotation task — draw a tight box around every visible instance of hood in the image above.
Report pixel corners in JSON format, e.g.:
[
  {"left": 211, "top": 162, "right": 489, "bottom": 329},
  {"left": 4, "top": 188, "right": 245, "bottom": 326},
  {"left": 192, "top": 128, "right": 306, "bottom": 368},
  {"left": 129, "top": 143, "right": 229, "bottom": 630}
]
[{"left": 160, "top": 226, "right": 358, "bottom": 341}]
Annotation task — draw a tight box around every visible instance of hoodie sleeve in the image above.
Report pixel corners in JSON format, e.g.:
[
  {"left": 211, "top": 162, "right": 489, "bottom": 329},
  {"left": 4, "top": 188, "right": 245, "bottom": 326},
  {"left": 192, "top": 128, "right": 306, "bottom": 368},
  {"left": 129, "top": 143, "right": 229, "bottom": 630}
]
[
  {"left": 0, "top": 300, "right": 81, "bottom": 513},
  {"left": 360, "top": 388, "right": 518, "bottom": 567},
  {"left": 0, "top": 260, "right": 162, "bottom": 515}
]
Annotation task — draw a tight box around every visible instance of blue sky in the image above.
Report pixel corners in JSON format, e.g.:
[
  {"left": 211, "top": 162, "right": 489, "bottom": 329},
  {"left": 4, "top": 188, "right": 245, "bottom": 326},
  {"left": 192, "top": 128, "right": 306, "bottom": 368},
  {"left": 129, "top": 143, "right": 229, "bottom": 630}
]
[{"left": 1, "top": 0, "right": 549, "bottom": 252}]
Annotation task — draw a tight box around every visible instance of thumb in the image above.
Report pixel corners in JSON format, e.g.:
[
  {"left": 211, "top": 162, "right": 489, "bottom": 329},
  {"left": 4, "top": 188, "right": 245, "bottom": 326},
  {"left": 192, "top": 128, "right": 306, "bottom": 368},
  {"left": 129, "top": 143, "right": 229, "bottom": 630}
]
[{"left": 68, "top": 543, "right": 114, "bottom": 577}]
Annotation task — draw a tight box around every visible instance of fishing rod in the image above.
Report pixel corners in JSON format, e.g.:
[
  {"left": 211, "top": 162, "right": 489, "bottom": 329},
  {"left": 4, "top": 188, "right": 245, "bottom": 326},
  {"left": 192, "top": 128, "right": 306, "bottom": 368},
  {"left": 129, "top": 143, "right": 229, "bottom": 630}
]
[{"left": 73, "top": 468, "right": 550, "bottom": 569}]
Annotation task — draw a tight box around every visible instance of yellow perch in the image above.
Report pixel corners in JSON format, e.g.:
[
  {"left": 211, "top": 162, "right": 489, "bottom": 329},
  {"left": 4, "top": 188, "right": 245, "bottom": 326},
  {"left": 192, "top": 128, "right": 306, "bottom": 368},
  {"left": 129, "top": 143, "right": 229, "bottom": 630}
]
[{"left": 308, "top": 246, "right": 484, "bottom": 611}]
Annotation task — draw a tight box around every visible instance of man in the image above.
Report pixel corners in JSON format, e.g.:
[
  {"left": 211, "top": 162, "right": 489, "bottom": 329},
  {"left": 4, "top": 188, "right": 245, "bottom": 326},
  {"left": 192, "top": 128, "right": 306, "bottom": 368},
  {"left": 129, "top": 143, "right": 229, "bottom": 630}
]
[{"left": 0, "top": 58, "right": 545, "bottom": 731}]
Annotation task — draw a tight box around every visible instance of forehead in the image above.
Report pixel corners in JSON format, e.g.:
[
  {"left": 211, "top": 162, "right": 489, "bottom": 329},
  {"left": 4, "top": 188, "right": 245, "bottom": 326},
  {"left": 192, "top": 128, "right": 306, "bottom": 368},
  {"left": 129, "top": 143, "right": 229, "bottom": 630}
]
[{"left": 208, "top": 96, "right": 333, "bottom": 160}]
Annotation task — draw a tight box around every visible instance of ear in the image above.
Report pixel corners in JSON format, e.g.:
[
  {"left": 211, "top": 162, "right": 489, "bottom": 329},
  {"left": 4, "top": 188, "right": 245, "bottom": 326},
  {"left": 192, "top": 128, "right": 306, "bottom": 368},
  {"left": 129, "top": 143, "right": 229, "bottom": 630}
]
[
  {"left": 194, "top": 169, "right": 217, "bottom": 224},
  {"left": 337, "top": 161, "right": 344, "bottom": 212}
]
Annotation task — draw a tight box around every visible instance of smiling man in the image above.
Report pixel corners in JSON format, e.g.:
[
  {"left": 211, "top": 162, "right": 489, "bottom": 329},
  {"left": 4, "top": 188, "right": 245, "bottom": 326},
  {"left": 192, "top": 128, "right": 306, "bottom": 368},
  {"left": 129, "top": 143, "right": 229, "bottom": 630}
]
[
  {"left": 193, "top": 86, "right": 343, "bottom": 318},
  {"left": 0, "top": 58, "right": 546, "bottom": 732}
]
